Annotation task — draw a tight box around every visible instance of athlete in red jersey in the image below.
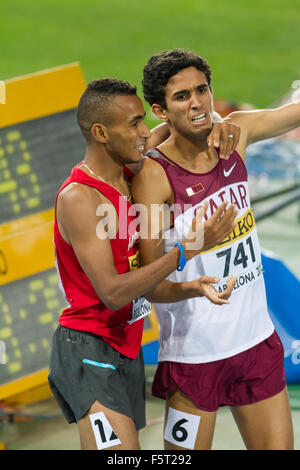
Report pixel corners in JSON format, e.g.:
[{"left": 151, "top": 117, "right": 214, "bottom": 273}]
[
  {"left": 133, "top": 49, "right": 300, "bottom": 450},
  {"left": 48, "top": 78, "right": 240, "bottom": 450},
  {"left": 54, "top": 163, "right": 147, "bottom": 359}
]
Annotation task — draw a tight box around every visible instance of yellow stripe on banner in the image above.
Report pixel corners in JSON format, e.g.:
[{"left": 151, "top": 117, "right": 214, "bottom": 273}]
[
  {"left": 0, "top": 209, "right": 55, "bottom": 285},
  {"left": 0, "top": 63, "right": 86, "bottom": 128},
  {"left": 201, "top": 208, "right": 256, "bottom": 254},
  {"left": 0, "top": 369, "right": 51, "bottom": 403}
]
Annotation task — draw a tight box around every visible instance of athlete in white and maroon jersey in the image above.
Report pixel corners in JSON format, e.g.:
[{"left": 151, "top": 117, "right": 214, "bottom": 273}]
[
  {"left": 133, "top": 48, "right": 300, "bottom": 450},
  {"left": 146, "top": 147, "right": 273, "bottom": 363}
]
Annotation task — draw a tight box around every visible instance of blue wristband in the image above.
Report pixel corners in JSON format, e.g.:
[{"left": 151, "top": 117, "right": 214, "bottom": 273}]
[{"left": 175, "top": 243, "right": 187, "bottom": 271}]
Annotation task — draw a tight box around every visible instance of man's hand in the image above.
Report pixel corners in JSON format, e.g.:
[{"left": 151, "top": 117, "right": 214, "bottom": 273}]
[
  {"left": 183, "top": 201, "right": 238, "bottom": 259},
  {"left": 191, "top": 274, "right": 237, "bottom": 305},
  {"left": 207, "top": 120, "right": 241, "bottom": 160}
]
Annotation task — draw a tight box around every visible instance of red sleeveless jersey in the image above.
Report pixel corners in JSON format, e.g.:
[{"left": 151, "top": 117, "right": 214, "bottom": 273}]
[{"left": 54, "top": 163, "right": 144, "bottom": 359}]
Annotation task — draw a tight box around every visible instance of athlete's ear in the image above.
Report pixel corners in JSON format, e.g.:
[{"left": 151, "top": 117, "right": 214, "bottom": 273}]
[
  {"left": 152, "top": 103, "right": 169, "bottom": 122},
  {"left": 91, "top": 123, "right": 110, "bottom": 143}
]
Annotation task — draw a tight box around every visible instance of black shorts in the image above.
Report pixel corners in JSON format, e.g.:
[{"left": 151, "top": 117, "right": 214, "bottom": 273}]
[{"left": 48, "top": 325, "right": 146, "bottom": 430}]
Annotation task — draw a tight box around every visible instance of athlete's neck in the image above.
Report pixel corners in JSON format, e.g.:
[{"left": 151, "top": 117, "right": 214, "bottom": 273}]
[
  {"left": 82, "top": 146, "right": 125, "bottom": 187},
  {"left": 159, "top": 134, "right": 219, "bottom": 173}
]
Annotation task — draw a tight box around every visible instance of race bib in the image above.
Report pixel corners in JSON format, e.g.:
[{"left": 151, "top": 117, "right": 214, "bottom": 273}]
[
  {"left": 128, "top": 251, "right": 140, "bottom": 271},
  {"left": 128, "top": 296, "right": 152, "bottom": 324},
  {"left": 127, "top": 250, "right": 151, "bottom": 324},
  {"left": 172, "top": 195, "right": 264, "bottom": 293},
  {"left": 200, "top": 209, "right": 264, "bottom": 292}
]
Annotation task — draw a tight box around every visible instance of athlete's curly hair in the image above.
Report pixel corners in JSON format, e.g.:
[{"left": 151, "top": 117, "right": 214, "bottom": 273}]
[
  {"left": 142, "top": 49, "right": 211, "bottom": 109},
  {"left": 77, "top": 78, "right": 137, "bottom": 141}
]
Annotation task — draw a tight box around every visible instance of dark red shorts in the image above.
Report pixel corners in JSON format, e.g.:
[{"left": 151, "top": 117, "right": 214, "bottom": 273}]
[{"left": 152, "top": 331, "right": 286, "bottom": 412}]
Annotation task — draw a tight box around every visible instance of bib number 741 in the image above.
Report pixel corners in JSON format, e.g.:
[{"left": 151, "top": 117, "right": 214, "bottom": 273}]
[{"left": 216, "top": 236, "right": 256, "bottom": 278}]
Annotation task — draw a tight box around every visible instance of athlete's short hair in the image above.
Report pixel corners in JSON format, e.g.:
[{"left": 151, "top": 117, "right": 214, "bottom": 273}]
[
  {"left": 77, "top": 78, "right": 137, "bottom": 142},
  {"left": 142, "top": 49, "right": 211, "bottom": 109}
]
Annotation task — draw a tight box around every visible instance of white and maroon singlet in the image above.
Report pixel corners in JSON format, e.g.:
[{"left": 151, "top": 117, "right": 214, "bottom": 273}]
[
  {"left": 54, "top": 163, "right": 151, "bottom": 359},
  {"left": 147, "top": 148, "right": 274, "bottom": 363}
]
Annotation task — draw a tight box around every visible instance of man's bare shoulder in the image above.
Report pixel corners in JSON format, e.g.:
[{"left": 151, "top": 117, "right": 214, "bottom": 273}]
[
  {"left": 57, "top": 181, "right": 118, "bottom": 246},
  {"left": 134, "top": 156, "right": 167, "bottom": 178},
  {"left": 57, "top": 183, "right": 98, "bottom": 232},
  {"left": 58, "top": 181, "right": 111, "bottom": 209},
  {"left": 132, "top": 156, "right": 171, "bottom": 203}
]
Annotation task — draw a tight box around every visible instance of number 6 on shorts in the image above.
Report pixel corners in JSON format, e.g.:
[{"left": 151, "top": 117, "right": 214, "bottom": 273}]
[{"left": 164, "top": 407, "right": 201, "bottom": 449}]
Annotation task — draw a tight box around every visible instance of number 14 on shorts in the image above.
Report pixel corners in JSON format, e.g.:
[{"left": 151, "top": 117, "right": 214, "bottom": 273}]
[
  {"left": 164, "top": 407, "right": 201, "bottom": 449},
  {"left": 89, "top": 411, "right": 121, "bottom": 450}
]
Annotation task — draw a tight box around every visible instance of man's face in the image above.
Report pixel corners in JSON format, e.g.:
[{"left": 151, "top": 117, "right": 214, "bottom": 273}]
[
  {"left": 105, "top": 94, "right": 150, "bottom": 163},
  {"left": 162, "top": 66, "right": 214, "bottom": 141}
]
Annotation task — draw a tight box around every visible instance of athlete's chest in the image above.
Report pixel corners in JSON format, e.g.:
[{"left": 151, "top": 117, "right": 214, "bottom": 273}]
[{"left": 167, "top": 152, "right": 247, "bottom": 212}]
